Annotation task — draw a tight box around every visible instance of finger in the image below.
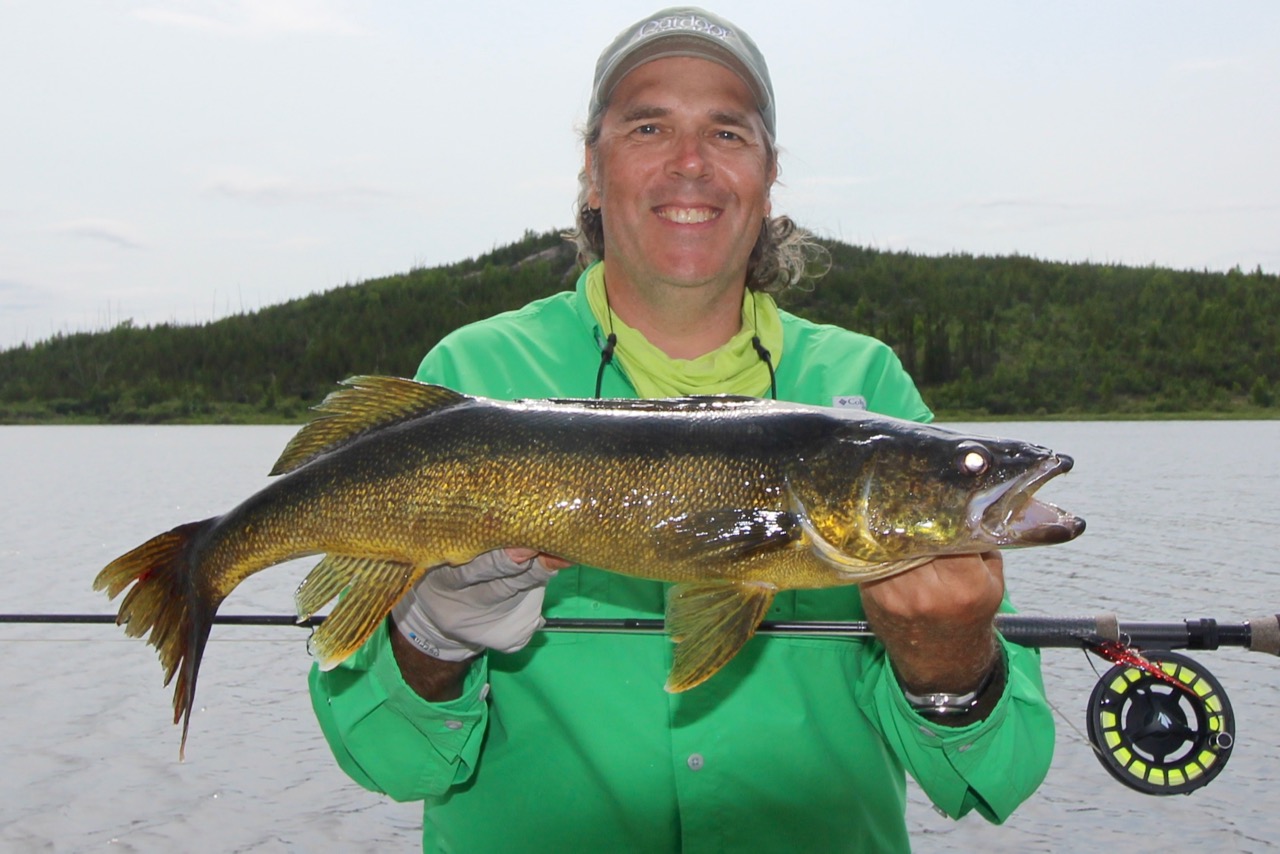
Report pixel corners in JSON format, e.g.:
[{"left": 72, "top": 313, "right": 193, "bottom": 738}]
[
  {"left": 503, "top": 561, "right": 559, "bottom": 593},
  {"left": 981, "top": 550, "right": 1005, "bottom": 585},
  {"left": 417, "top": 562, "right": 472, "bottom": 593},
  {"left": 427, "top": 550, "right": 528, "bottom": 592},
  {"left": 861, "top": 552, "right": 1002, "bottom": 618},
  {"left": 506, "top": 548, "right": 572, "bottom": 572}
]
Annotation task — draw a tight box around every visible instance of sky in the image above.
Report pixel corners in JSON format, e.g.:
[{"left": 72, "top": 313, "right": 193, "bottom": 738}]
[{"left": 2, "top": 1, "right": 1277, "bottom": 351}]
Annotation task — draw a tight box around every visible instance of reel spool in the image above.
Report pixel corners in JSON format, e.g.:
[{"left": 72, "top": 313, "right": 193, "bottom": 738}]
[{"left": 1085, "top": 649, "right": 1234, "bottom": 795}]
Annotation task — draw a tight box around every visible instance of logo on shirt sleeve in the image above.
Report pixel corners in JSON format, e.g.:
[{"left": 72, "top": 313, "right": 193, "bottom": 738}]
[{"left": 832, "top": 395, "right": 867, "bottom": 410}]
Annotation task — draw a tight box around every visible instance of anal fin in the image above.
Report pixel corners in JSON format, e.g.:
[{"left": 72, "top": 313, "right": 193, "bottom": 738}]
[
  {"left": 295, "top": 554, "right": 427, "bottom": 669},
  {"left": 664, "top": 580, "right": 777, "bottom": 692}
]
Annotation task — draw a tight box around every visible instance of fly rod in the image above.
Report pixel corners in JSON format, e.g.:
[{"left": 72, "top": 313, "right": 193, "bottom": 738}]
[
  {"left": 3, "top": 612, "right": 1278, "bottom": 654},
  {"left": 3, "top": 610, "right": 1271, "bottom": 795},
  {"left": 546, "top": 613, "right": 1280, "bottom": 655}
]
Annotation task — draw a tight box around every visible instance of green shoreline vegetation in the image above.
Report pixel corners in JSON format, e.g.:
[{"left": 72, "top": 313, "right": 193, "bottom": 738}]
[{"left": 2, "top": 230, "right": 1277, "bottom": 425}]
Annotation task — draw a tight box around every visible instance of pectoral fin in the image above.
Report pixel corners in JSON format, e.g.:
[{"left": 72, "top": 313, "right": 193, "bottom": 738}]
[
  {"left": 657, "top": 509, "right": 801, "bottom": 563},
  {"left": 664, "top": 580, "right": 777, "bottom": 692},
  {"left": 295, "top": 554, "right": 426, "bottom": 669}
]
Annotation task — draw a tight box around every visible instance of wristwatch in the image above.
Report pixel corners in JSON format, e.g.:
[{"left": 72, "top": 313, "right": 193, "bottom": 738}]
[{"left": 901, "top": 657, "right": 1003, "bottom": 719}]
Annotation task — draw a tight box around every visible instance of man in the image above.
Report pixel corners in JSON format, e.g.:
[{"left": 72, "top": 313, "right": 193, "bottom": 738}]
[{"left": 310, "top": 8, "right": 1053, "bottom": 852}]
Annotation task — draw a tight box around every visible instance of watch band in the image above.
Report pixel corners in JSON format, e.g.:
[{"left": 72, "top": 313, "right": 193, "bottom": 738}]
[{"left": 901, "top": 657, "right": 1002, "bottom": 717}]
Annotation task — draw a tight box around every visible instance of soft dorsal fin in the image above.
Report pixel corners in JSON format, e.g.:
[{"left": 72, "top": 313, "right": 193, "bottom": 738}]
[{"left": 270, "top": 376, "right": 469, "bottom": 475}]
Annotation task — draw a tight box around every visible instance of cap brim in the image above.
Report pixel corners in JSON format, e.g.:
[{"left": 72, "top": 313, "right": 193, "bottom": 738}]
[{"left": 597, "top": 34, "right": 771, "bottom": 123}]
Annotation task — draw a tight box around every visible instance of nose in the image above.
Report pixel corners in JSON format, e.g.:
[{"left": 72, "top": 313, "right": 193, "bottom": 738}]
[{"left": 667, "top": 132, "right": 710, "bottom": 181}]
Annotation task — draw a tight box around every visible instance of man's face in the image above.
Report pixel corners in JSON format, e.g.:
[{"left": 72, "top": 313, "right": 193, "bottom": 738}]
[{"left": 587, "top": 56, "right": 776, "bottom": 296}]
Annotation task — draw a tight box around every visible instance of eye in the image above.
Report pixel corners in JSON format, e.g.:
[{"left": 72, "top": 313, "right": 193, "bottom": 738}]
[{"left": 955, "top": 442, "right": 991, "bottom": 476}]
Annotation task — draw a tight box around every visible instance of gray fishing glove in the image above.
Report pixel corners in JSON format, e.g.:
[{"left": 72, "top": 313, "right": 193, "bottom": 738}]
[{"left": 391, "top": 549, "right": 557, "bottom": 661}]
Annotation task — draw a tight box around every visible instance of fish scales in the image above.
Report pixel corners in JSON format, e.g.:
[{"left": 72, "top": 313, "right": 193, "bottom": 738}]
[
  {"left": 218, "top": 397, "right": 839, "bottom": 587},
  {"left": 94, "top": 376, "right": 1084, "bottom": 754}
]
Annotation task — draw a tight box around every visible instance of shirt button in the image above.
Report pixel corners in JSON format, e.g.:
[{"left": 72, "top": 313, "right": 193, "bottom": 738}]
[
  {"left": 687, "top": 753, "right": 705, "bottom": 771},
  {"left": 444, "top": 720, "right": 463, "bottom": 731}
]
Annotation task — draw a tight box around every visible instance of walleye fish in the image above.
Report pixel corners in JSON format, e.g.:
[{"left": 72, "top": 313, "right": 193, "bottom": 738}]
[{"left": 95, "top": 376, "right": 1084, "bottom": 754}]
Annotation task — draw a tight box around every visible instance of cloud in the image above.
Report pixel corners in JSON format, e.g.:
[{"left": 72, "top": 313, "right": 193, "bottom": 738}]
[
  {"left": 1174, "top": 57, "right": 1248, "bottom": 74},
  {"left": 206, "top": 173, "right": 397, "bottom": 209},
  {"left": 793, "top": 175, "right": 879, "bottom": 189},
  {"left": 968, "top": 198, "right": 1280, "bottom": 223},
  {"left": 963, "top": 197, "right": 1098, "bottom": 212},
  {"left": 54, "top": 219, "right": 146, "bottom": 250},
  {"left": 0, "top": 278, "right": 51, "bottom": 316},
  {"left": 132, "top": 0, "right": 365, "bottom": 38}
]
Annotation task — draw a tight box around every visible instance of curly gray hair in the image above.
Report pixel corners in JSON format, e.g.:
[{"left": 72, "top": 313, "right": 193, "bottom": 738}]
[{"left": 563, "top": 116, "right": 828, "bottom": 294}]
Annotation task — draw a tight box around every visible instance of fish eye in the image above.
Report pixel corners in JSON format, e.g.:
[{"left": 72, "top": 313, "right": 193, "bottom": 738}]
[{"left": 955, "top": 442, "right": 991, "bottom": 476}]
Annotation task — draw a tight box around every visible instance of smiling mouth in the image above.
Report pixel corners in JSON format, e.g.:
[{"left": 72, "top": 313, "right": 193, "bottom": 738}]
[{"left": 656, "top": 207, "right": 720, "bottom": 224}]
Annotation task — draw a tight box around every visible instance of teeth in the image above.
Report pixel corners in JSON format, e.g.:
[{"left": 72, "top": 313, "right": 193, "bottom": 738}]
[{"left": 658, "top": 208, "right": 718, "bottom": 224}]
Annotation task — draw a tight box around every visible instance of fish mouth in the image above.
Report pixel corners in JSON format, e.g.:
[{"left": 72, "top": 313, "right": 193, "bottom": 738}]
[{"left": 970, "top": 454, "right": 1085, "bottom": 546}]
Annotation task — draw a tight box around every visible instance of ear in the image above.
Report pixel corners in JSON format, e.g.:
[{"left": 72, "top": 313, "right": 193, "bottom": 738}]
[
  {"left": 585, "top": 144, "right": 601, "bottom": 209},
  {"left": 764, "top": 157, "right": 777, "bottom": 218}
]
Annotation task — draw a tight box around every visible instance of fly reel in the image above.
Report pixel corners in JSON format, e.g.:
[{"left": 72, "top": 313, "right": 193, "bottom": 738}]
[{"left": 1084, "top": 648, "right": 1234, "bottom": 795}]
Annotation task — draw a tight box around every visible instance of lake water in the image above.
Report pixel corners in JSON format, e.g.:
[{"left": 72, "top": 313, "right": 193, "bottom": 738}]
[{"left": 2, "top": 421, "right": 1278, "bottom": 852}]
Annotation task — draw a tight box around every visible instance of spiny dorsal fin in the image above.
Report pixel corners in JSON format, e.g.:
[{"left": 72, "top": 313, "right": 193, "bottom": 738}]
[
  {"left": 664, "top": 580, "right": 777, "bottom": 692},
  {"left": 271, "top": 376, "right": 469, "bottom": 475}
]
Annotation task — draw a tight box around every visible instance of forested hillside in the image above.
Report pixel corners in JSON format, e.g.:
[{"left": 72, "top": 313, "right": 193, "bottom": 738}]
[{"left": 2, "top": 229, "right": 1276, "bottom": 422}]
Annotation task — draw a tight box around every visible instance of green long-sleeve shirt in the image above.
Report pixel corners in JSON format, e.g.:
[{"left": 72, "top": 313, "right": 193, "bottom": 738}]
[{"left": 310, "top": 270, "right": 1055, "bottom": 852}]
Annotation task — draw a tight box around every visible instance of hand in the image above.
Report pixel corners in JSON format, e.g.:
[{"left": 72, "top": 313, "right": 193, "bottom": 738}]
[
  {"left": 391, "top": 548, "right": 565, "bottom": 662},
  {"left": 504, "top": 548, "right": 574, "bottom": 573},
  {"left": 860, "top": 551, "right": 1004, "bottom": 694}
]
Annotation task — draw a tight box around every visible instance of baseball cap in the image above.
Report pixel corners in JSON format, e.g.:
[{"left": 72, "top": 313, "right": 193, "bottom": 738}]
[{"left": 589, "top": 7, "right": 776, "bottom": 139}]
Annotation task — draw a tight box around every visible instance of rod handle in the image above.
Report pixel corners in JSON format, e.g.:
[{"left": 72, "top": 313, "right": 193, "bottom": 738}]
[
  {"left": 993, "top": 614, "right": 1119, "bottom": 647},
  {"left": 1248, "top": 615, "right": 1280, "bottom": 655}
]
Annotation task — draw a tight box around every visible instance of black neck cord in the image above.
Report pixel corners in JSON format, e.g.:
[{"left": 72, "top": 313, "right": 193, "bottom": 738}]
[
  {"left": 594, "top": 332, "right": 618, "bottom": 399},
  {"left": 751, "top": 335, "right": 778, "bottom": 400},
  {"left": 595, "top": 279, "right": 619, "bottom": 398},
  {"left": 593, "top": 285, "right": 776, "bottom": 400},
  {"left": 750, "top": 289, "right": 777, "bottom": 399}
]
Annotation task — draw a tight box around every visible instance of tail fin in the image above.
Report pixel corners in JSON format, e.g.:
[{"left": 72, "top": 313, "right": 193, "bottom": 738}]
[{"left": 93, "top": 518, "right": 220, "bottom": 759}]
